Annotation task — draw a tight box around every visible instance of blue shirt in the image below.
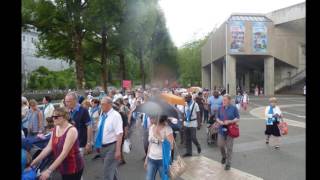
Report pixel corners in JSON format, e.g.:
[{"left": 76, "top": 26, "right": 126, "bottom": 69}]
[
  {"left": 70, "top": 104, "right": 91, "bottom": 147},
  {"left": 208, "top": 96, "right": 223, "bottom": 114},
  {"left": 217, "top": 105, "right": 240, "bottom": 136}
]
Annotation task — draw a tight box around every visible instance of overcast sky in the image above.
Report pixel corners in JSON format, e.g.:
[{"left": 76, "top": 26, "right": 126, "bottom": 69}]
[{"left": 158, "top": 0, "right": 305, "bottom": 47}]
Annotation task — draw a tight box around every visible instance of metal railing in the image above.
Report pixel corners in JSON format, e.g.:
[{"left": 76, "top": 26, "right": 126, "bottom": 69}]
[{"left": 275, "top": 68, "right": 305, "bottom": 91}]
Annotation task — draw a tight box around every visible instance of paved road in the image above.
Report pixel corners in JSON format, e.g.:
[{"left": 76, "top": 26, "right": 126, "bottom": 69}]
[{"left": 52, "top": 95, "right": 305, "bottom": 180}]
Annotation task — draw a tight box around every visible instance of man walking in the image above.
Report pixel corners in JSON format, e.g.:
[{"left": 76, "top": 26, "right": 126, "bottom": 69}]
[
  {"left": 95, "top": 96, "right": 123, "bottom": 180},
  {"left": 182, "top": 94, "right": 201, "bottom": 157},
  {"left": 65, "top": 92, "right": 93, "bottom": 156},
  {"left": 216, "top": 94, "right": 240, "bottom": 170},
  {"left": 208, "top": 90, "right": 223, "bottom": 120}
]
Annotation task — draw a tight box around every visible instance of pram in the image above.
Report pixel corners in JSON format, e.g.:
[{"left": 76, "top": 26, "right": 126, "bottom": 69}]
[
  {"left": 206, "top": 115, "right": 218, "bottom": 145},
  {"left": 22, "top": 133, "right": 53, "bottom": 174}
]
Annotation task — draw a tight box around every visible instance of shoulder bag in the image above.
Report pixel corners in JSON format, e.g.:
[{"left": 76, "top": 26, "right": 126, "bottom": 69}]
[{"left": 169, "top": 140, "right": 187, "bottom": 179}]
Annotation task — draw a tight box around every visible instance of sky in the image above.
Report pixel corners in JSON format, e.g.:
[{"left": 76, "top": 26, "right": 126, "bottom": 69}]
[{"left": 158, "top": 0, "right": 305, "bottom": 47}]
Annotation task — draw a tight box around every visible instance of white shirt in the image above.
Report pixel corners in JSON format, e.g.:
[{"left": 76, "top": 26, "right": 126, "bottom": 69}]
[
  {"left": 44, "top": 103, "right": 55, "bottom": 119},
  {"left": 148, "top": 125, "right": 173, "bottom": 160},
  {"left": 264, "top": 106, "right": 282, "bottom": 119},
  {"left": 99, "top": 108, "right": 123, "bottom": 144},
  {"left": 183, "top": 102, "right": 200, "bottom": 127}
]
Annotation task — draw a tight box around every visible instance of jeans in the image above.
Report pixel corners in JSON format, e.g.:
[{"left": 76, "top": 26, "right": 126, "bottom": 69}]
[{"left": 146, "top": 158, "right": 164, "bottom": 180}]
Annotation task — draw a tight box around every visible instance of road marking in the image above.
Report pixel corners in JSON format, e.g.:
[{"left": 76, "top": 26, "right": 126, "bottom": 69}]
[
  {"left": 249, "top": 104, "right": 305, "bottom": 128},
  {"left": 181, "top": 155, "right": 264, "bottom": 180},
  {"left": 233, "top": 134, "right": 305, "bottom": 153},
  {"left": 282, "top": 111, "right": 305, "bottom": 118}
]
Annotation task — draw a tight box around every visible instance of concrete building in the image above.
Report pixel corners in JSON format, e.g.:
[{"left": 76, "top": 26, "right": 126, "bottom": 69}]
[
  {"left": 201, "top": 2, "right": 305, "bottom": 96},
  {"left": 22, "top": 25, "right": 71, "bottom": 90}
]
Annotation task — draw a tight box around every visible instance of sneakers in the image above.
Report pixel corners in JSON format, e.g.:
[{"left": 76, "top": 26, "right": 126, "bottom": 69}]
[
  {"left": 274, "top": 145, "right": 280, "bottom": 150},
  {"left": 225, "top": 164, "right": 231, "bottom": 170},
  {"left": 182, "top": 153, "right": 192, "bottom": 157},
  {"left": 221, "top": 157, "right": 226, "bottom": 164},
  {"left": 197, "top": 146, "right": 201, "bottom": 154},
  {"left": 92, "top": 154, "right": 101, "bottom": 160}
]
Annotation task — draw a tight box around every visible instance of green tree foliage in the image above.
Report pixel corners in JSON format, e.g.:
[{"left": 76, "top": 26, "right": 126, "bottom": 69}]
[
  {"left": 177, "top": 37, "right": 208, "bottom": 87},
  {"left": 23, "top": 0, "right": 178, "bottom": 90},
  {"left": 23, "top": 0, "right": 88, "bottom": 91},
  {"left": 28, "top": 66, "right": 76, "bottom": 90}
]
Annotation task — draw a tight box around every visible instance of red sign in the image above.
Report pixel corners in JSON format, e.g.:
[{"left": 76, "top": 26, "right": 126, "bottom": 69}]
[{"left": 122, "top": 80, "right": 132, "bottom": 89}]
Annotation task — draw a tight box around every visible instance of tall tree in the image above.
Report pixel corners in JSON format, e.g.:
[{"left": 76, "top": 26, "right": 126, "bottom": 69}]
[
  {"left": 22, "top": 0, "right": 88, "bottom": 92},
  {"left": 127, "top": 0, "right": 158, "bottom": 89},
  {"left": 84, "top": 0, "right": 123, "bottom": 92}
]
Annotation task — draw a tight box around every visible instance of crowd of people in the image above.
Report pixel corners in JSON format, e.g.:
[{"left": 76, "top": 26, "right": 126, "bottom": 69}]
[{"left": 21, "top": 87, "right": 285, "bottom": 180}]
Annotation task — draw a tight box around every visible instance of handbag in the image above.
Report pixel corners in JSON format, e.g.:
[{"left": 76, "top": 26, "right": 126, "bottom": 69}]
[
  {"left": 169, "top": 140, "right": 187, "bottom": 179},
  {"left": 210, "top": 121, "right": 220, "bottom": 134},
  {"left": 227, "top": 123, "right": 240, "bottom": 138},
  {"left": 278, "top": 118, "right": 288, "bottom": 135},
  {"left": 123, "top": 139, "right": 131, "bottom": 154}
]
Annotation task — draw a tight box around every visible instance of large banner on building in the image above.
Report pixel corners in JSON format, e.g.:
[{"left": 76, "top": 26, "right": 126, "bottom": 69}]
[
  {"left": 252, "top": 22, "right": 268, "bottom": 53},
  {"left": 229, "top": 21, "right": 245, "bottom": 53}
]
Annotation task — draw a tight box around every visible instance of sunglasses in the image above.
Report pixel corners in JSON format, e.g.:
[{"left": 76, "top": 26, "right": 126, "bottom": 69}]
[{"left": 52, "top": 115, "right": 62, "bottom": 120}]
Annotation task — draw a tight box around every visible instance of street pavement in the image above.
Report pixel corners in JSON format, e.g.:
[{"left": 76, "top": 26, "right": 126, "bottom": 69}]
[{"left": 52, "top": 95, "right": 305, "bottom": 180}]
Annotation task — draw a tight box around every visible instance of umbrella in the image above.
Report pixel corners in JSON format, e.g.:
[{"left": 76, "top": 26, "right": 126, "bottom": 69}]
[
  {"left": 134, "top": 97, "right": 179, "bottom": 119},
  {"left": 160, "top": 93, "right": 186, "bottom": 106}
]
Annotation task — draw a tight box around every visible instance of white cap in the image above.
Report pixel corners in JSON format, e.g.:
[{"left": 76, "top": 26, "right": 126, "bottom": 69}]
[
  {"left": 123, "top": 95, "right": 128, "bottom": 99},
  {"left": 113, "top": 94, "right": 123, "bottom": 102},
  {"left": 22, "top": 96, "right": 28, "bottom": 102}
]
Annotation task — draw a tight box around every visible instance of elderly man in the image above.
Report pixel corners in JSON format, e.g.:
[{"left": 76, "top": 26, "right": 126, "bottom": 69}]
[
  {"left": 65, "top": 92, "right": 93, "bottom": 156},
  {"left": 216, "top": 94, "right": 240, "bottom": 170},
  {"left": 95, "top": 96, "right": 123, "bottom": 180}
]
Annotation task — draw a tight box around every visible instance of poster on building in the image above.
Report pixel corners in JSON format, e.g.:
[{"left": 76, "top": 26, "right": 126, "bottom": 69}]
[
  {"left": 252, "top": 22, "right": 268, "bottom": 53},
  {"left": 229, "top": 21, "right": 245, "bottom": 53},
  {"left": 122, "top": 80, "right": 132, "bottom": 90}
]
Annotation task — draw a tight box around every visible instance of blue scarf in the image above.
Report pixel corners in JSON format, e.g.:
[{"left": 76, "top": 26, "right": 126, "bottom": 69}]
[
  {"left": 143, "top": 114, "right": 148, "bottom": 129},
  {"left": 94, "top": 113, "right": 108, "bottom": 149},
  {"left": 162, "top": 139, "right": 171, "bottom": 180},
  {"left": 185, "top": 101, "right": 193, "bottom": 122},
  {"left": 266, "top": 105, "right": 275, "bottom": 125}
]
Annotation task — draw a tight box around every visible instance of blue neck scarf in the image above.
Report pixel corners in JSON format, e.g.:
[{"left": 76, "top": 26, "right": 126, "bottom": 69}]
[
  {"left": 266, "top": 105, "right": 275, "bottom": 125},
  {"left": 143, "top": 114, "right": 148, "bottom": 129},
  {"left": 162, "top": 139, "right": 171, "bottom": 180},
  {"left": 94, "top": 112, "right": 108, "bottom": 149},
  {"left": 185, "top": 101, "right": 193, "bottom": 122}
]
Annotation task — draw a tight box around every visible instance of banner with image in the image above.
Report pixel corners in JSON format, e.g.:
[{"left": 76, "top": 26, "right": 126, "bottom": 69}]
[
  {"left": 252, "top": 22, "right": 268, "bottom": 53},
  {"left": 229, "top": 21, "right": 245, "bottom": 53}
]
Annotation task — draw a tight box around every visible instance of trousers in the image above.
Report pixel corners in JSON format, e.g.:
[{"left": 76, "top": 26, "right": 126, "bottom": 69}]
[
  {"left": 185, "top": 127, "right": 201, "bottom": 155},
  {"left": 217, "top": 134, "right": 234, "bottom": 166}
]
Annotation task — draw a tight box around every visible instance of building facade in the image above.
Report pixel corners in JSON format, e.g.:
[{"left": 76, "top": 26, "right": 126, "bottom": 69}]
[
  {"left": 22, "top": 26, "right": 71, "bottom": 90},
  {"left": 201, "top": 2, "right": 305, "bottom": 96}
]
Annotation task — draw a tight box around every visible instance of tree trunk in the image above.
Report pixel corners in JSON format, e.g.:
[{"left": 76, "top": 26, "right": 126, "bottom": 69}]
[
  {"left": 74, "top": 33, "right": 85, "bottom": 92},
  {"left": 101, "top": 26, "right": 108, "bottom": 93},
  {"left": 119, "top": 51, "right": 126, "bottom": 82},
  {"left": 139, "top": 48, "right": 145, "bottom": 90}
]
